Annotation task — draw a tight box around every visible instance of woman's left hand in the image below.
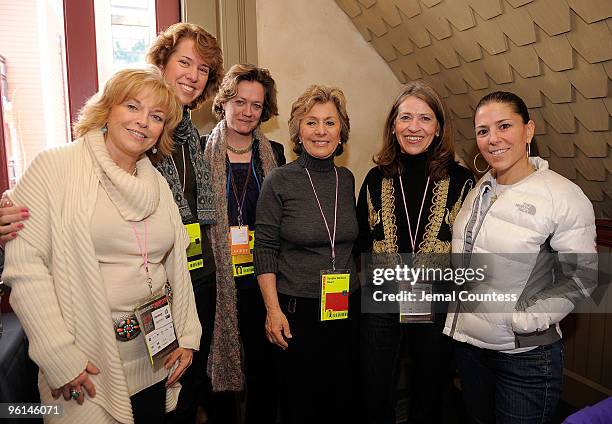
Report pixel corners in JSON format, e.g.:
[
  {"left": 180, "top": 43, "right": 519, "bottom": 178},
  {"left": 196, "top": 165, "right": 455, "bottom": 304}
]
[{"left": 164, "top": 347, "right": 193, "bottom": 387}]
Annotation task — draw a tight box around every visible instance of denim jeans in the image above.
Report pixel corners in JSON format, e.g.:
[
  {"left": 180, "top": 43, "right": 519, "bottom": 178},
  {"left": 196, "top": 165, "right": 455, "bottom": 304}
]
[
  {"left": 455, "top": 340, "right": 563, "bottom": 424},
  {"left": 360, "top": 313, "right": 454, "bottom": 424}
]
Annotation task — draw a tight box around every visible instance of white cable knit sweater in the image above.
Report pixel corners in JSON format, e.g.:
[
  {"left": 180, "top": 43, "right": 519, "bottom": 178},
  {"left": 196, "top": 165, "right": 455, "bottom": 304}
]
[{"left": 3, "top": 130, "right": 201, "bottom": 423}]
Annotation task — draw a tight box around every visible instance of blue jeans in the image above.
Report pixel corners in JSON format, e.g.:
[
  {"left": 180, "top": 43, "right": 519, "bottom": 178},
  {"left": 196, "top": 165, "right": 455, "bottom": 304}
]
[{"left": 455, "top": 340, "right": 563, "bottom": 424}]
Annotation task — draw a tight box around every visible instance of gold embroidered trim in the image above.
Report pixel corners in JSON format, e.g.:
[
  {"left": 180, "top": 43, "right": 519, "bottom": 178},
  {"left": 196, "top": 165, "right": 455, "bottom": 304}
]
[
  {"left": 373, "top": 178, "right": 398, "bottom": 254},
  {"left": 367, "top": 185, "right": 380, "bottom": 231},
  {"left": 418, "top": 178, "right": 450, "bottom": 254}
]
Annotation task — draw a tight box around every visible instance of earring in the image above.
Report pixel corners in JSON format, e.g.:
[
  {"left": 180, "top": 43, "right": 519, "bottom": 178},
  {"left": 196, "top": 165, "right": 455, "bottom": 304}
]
[
  {"left": 101, "top": 124, "right": 108, "bottom": 134},
  {"left": 152, "top": 145, "right": 158, "bottom": 154},
  {"left": 473, "top": 152, "right": 490, "bottom": 174},
  {"left": 527, "top": 142, "right": 531, "bottom": 157}
]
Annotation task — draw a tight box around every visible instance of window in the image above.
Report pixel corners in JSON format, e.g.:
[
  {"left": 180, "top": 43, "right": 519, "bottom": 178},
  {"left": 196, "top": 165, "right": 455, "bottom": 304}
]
[{"left": 94, "top": 0, "right": 157, "bottom": 88}]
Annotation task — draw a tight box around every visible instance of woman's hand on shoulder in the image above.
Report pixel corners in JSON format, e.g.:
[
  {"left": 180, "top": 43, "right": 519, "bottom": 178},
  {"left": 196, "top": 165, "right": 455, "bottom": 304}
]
[
  {"left": 0, "top": 194, "right": 29, "bottom": 247},
  {"left": 164, "top": 347, "right": 193, "bottom": 387},
  {"left": 265, "top": 309, "right": 292, "bottom": 349},
  {"left": 51, "top": 361, "right": 100, "bottom": 405}
]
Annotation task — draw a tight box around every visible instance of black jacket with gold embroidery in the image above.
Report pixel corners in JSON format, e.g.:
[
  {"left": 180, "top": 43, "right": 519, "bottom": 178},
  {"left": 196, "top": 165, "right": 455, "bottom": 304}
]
[{"left": 356, "top": 158, "right": 474, "bottom": 257}]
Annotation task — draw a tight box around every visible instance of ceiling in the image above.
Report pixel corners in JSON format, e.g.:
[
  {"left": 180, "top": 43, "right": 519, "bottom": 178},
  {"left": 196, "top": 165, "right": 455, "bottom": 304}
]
[{"left": 336, "top": 0, "right": 612, "bottom": 218}]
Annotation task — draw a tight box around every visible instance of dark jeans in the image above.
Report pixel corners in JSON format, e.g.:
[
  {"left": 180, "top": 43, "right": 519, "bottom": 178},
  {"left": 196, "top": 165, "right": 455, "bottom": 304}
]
[
  {"left": 455, "top": 340, "right": 563, "bottom": 424},
  {"left": 131, "top": 379, "right": 166, "bottom": 424},
  {"left": 277, "top": 291, "right": 360, "bottom": 424},
  {"left": 237, "top": 286, "right": 280, "bottom": 424},
  {"left": 165, "top": 282, "right": 236, "bottom": 424},
  {"left": 360, "top": 313, "right": 453, "bottom": 424}
]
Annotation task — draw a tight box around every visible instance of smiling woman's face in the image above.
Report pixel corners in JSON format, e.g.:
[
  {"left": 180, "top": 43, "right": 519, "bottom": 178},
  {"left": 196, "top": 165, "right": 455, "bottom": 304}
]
[
  {"left": 161, "top": 37, "right": 209, "bottom": 106},
  {"left": 299, "top": 101, "right": 341, "bottom": 159},
  {"left": 474, "top": 101, "right": 534, "bottom": 183},
  {"left": 394, "top": 96, "right": 439, "bottom": 155},
  {"left": 105, "top": 89, "right": 166, "bottom": 164}
]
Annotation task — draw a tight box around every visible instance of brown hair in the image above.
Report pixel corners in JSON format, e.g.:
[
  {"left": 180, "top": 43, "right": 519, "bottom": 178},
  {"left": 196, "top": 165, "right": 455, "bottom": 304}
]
[
  {"left": 212, "top": 64, "right": 278, "bottom": 123},
  {"left": 474, "top": 91, "right": 538, "bottom": 156},
  {"left": 375, "top": 80, "right": 454, "bottom": 179},
  {"left": 146, "top": 22, "right": 224, "bottom": 110},
  {"left": 288, "top": 85, "right": 350, "bottom": 156},
  {"left": 73, "top": 67, "right": 183, "bottom": 162}
]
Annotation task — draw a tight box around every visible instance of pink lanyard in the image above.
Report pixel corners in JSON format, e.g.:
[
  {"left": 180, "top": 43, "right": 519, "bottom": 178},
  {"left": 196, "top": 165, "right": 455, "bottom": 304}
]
[
  {"left": 304, "top": 167, "right": 339, "bottom": 271},
  {"left": 398, "top": 175, "right": 430, "bottom": 254},
  {"left": 130, "top": 219, "right": 153, "bottom": 294}
]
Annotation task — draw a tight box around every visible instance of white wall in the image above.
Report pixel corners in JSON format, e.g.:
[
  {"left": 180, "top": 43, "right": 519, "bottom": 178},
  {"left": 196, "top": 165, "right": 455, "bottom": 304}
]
[{"left": 256, "top": 0, "right": 403, "bottom": 190}]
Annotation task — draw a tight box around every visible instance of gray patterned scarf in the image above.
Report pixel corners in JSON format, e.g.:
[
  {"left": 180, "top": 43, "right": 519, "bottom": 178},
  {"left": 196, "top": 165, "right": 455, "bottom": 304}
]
[
  {"left": 204, "top": 119, "right": 277, "bottom": 392},
  {"left": 155, "top": 108, "right": 216, "bottom": 224}
]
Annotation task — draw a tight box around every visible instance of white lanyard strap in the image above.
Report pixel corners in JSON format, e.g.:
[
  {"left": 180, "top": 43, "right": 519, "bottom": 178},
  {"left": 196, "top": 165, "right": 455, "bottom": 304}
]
[
  {"left": 398, "top": 175, "right": 430, "bottom": 253},
  {"left": 305, "top": 167, "right": 339, "bottom": 270},
  {"left": 130, "top": 219, "right": 153, "bottom": 294}
]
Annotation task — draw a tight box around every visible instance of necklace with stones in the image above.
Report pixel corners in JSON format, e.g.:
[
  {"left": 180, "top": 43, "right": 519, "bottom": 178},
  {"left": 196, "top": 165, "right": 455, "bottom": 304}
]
[{"left": 227, "top": 140, "right": 254, "bottom": 155}]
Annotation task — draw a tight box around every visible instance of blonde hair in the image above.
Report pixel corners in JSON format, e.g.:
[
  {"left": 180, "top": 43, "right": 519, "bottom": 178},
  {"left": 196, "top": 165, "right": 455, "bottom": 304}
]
[
  {"left": 212, "top": 64, "right": 278, "bottom": 123},
  {"left": 288, "top": 85, "right": 350, "bottom": 156},
  {"left": 146, "top": 22, "right": 224, "bottom": 110},
  {"left": 73, "top": 67, "right": 183, "bottom": 161}
]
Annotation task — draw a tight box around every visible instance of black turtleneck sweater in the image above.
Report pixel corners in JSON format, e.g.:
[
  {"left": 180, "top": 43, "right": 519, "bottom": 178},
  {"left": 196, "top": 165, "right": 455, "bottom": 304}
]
[{"left": 254, "top": 151, "right": 359, "bottom": 298}]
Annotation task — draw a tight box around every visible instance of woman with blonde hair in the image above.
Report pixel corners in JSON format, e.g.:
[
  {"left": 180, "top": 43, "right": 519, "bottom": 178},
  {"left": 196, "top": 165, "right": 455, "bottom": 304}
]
[
  {"left": 205, "top": 63, "right": 285, "bottom": 424},
  {"left": 255, "top": 85, "right": 359, "bottom": 424},
  {"left": 2, "top": 67, "right": 200, "bottom": 423}
]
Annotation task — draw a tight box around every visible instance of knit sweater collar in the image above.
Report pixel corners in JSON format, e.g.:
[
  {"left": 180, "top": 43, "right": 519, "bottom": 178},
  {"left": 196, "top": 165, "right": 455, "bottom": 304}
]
[
  {"left": 297, "top": 150, "right": 335, "bottom": 172},
  {"left": 85, "top": 129, "right": 160, "bottom": 221}
]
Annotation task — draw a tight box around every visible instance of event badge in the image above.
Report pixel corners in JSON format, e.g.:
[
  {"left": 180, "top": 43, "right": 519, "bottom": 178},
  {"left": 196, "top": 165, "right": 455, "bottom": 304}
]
[
  {"left": 134, "top": 294, "right": 178, "bottom": 366},
  {"left": 185, "top": 223, "right": 203, "bottom": 271},
  {"left": 399, "top": 282, "right": 434, "bottom": 323},
  {"left": 232, "top": 230, "right": 255, "bottom": 277},
  {"left": 229, "top": 225, "right": 250, "bottom": 256},
  {"left": 320, "top": 269, "right": 350, "bottom": 321}
]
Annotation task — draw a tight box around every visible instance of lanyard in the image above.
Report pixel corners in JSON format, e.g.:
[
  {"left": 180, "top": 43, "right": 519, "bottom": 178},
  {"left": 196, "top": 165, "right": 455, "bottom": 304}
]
[
  {"left": 170, "top": 144, "right": 187, "bottom": 194},
  {"left": 398, "top": 175, "right": 430, "bottom": 254},
  {"left": 228, "top": 156, "right": 253, "bottom": 227},
  {"left": 304, "top": 167, "right": 339, "bottom": 270},
  {"left": 130, "top": 219, "right": 153, "bottom": 295}
]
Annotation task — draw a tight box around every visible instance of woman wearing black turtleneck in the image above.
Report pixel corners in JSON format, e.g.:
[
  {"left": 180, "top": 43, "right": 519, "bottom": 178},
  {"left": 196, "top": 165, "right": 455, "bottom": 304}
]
[
  {"left": 255, "top": 86, "right": 359, "bottom": 424},
  {"left": 356, "top": 81, "right": 474, "bottom": 424}
]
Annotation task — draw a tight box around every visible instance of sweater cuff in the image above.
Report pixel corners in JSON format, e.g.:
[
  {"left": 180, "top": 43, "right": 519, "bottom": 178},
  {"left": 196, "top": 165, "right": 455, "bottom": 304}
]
[
  {"left": 41, "top": 346, "right": 89, "bottom": 389},
  {"left": 254, "top": 249, "right": 278, "bottom": 275}
]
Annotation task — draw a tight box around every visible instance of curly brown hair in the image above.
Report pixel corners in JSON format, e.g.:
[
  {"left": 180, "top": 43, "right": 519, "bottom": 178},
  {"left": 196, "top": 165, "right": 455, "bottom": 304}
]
[
  {"left": 375, "top": 80, "right": 454, "bottom": 180},
  {"left": 212, "top": 64, "right": 278, "bottom": 123},
  {"left": 288, "top": 85, "right": 350, "bottom": 156},
  {"left": 146, "top": 23, "right": 224, "bottom": 110}
]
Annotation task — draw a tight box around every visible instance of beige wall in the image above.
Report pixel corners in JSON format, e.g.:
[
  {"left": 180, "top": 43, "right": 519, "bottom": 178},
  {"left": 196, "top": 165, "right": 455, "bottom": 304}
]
[{"left": 256, "top": 0, "right": 403, "bottom": 190}]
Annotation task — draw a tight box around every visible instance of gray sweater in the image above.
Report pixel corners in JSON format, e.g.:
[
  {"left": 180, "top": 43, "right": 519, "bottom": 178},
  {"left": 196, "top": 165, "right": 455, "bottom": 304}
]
[{"left": 254, "top": 152, "right": 359, "bottom": 298}]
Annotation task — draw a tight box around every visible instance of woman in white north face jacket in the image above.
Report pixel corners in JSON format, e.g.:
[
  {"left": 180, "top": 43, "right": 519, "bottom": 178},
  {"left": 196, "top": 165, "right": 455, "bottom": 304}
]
[{"left": 444, "top": 91, "right": 597, "bottom": 424}]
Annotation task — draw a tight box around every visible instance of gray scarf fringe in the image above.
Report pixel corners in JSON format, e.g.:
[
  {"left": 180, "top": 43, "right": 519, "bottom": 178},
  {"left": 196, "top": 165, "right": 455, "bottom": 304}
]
[{"left": 204, "top": 119, "right": 277, "bottom": 392}]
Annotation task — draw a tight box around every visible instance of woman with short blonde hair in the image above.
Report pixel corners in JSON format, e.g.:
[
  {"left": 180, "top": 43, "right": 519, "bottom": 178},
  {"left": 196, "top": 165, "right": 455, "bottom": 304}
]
[{"left": 3, "top": 67, "right": 200, "bottom": 423}]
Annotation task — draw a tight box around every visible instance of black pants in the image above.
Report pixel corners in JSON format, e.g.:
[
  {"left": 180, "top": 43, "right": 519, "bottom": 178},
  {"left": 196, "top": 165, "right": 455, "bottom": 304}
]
[
  {"left": 237, "top": 286, "right": 280, "bottom": 424},
  {"left": 165, "top": 282, "right": 236, "bottom": 424},
  {"left": 277, "top": 291, "right": 360, "bottom": 424},
  {"left": 131, "top": 379, "right": 166, "bottom": 424},
  {"left": 360, "top": 313, "right": 453, "bottom": 424}
]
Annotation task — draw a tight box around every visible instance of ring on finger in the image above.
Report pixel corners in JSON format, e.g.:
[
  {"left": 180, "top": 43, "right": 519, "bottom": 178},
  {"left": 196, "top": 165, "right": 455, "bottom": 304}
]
[{"left": 70, "top": 389, "right": 81, "bottom": 400}]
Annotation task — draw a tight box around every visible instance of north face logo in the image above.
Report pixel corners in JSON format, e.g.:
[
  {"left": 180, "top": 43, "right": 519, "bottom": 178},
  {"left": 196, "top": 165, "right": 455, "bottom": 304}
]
[{"left": 516, "top": 202, "right": 536, "bottom": 215}]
